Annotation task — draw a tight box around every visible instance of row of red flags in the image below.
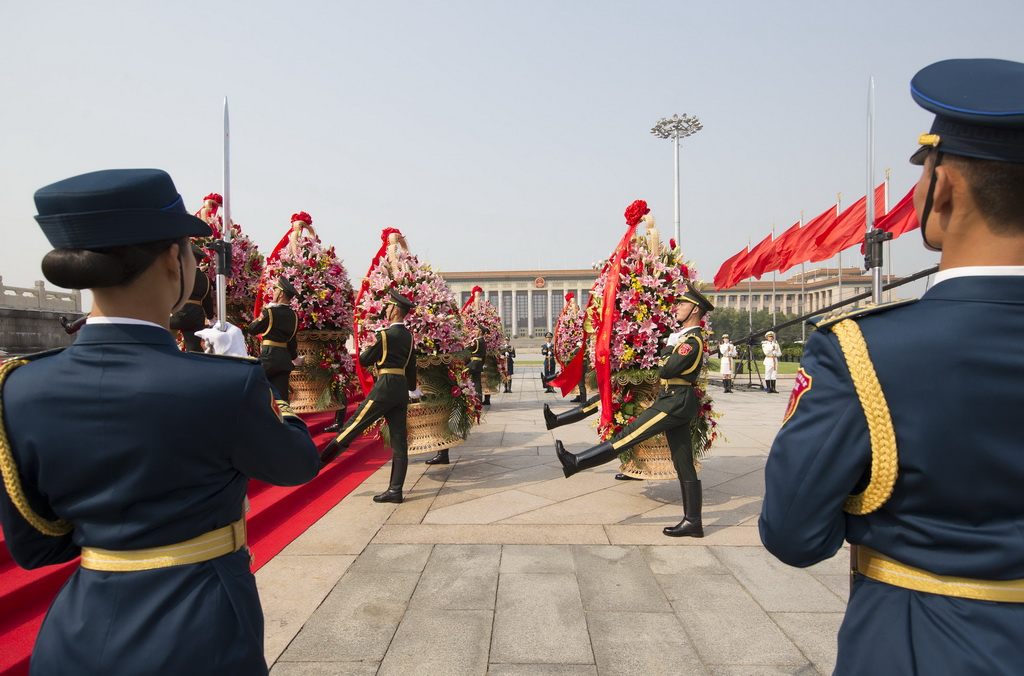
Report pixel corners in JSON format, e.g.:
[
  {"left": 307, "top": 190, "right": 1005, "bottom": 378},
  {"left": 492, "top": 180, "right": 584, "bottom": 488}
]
[{"left": 712, "top": 184, "right": 919, "bottom": 290}]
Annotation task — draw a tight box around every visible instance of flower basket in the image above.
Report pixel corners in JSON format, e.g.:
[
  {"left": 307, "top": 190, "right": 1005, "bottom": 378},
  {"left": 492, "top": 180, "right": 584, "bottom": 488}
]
[
  {"left": 406, "top": 399, "right": 468, "bottom": 455},
  {"left": 288, "top": 330, "right": 351, "bottom": 413}
]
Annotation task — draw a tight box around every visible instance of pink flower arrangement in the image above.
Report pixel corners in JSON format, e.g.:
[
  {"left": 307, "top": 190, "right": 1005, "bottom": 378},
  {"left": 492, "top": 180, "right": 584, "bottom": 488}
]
[
  {"left": 197, "top": 219, "right": 265, "bottom": 326},
  {"left": 554, "top": 299, "right": 585, "bottom": 365},
  {"left": 261, "top": 235, "right": 355, "bottom": 332},
  {"left": 356, "top": 248, "right": 466, "bottom": 354},
  {"left": 461, "top": 299, "right": 509, "bottom": 382}
]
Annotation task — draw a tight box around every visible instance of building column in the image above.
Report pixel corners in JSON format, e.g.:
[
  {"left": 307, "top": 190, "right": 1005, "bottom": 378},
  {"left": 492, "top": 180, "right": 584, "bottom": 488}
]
[
  {"left": 546, "top": 289, "right": 553, "bottom": 332},
  {"left": 527, "top": 289, "right": 534, "bottom": 337},
  {"left": 498, "top": 291, "right": 505, "bottom": 333}
]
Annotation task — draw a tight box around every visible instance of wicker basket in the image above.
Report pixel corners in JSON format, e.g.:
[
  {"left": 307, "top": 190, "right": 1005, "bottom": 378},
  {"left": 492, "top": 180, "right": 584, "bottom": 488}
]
[
  {"left": 407, "top": 399, "right": 467, "bottom": 455},
  {"left": 288, "top": 330, "right": 349, "bottom": 413},
  {"left": 614, "top": 376, "right": 701, "bottom": 480}
]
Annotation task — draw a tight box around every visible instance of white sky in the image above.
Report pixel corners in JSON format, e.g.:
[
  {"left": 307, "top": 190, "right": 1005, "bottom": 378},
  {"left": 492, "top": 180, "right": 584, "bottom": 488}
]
[{"left": 3, "top": 0, "right": 1022, "bottom": 305}]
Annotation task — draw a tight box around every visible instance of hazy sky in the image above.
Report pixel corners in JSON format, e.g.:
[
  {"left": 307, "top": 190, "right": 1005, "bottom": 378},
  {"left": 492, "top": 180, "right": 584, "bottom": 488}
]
[{"left": 3, "top": 0, "right": 1022, "bottom": 304}]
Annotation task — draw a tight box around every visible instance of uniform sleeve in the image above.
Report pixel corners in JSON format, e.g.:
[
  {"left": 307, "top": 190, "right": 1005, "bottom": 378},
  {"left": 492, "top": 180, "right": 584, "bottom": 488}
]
[
  {"left": 358, "top": 331, "right": 384, "bottom": 368},
  {"left": 659, "top": 334, "right": 703, "bottom": 379},
  {"left": 758, "top": 329, "right": 872, "bottom": 567},
  {"left": 0, "top": 474, "right": 81, "bottom": 569},
  {"left": 229, "top": 366, "right": 320, "bottom": 486},
  {"left": 405, "top": 349, "right": 418, "bottom": 390},
  {"left": 201, "top": 275, "right": 215, "bottom": 320},
  {"left": 247, "top": 309, "right": 269, "bottom": 336},
  {"left": 287, "top": 334, "right": 298, "bottom": 360}
]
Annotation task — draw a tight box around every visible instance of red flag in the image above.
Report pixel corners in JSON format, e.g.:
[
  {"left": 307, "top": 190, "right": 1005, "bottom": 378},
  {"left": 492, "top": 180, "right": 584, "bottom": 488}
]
[
  {"left": 876, "top": 187, "right": 919, "bottom": 238},
  {"left": 713, "top": 247, "right": 750, "bottom": 290},
  {"left": 747, "top": 233, "right": 778, "bottom": 280},
  {"left": 781, "top": 205, "right": 837, "bottom": 271},
  {"left": 811, "top": 184, "right": 886, "bottom": 262},
  {"left": 768, "top": 221, "right": 802, "bottom": 275}
]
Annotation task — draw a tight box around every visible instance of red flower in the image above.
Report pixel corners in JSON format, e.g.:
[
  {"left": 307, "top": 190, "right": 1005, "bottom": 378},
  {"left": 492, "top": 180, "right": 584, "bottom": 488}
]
[
  {"left": 679, "top": 264, "right": 690, "bottom": 278},
  {"left": 669, "top": 238, "right": 677, "bottom": 249},
  {"left": 624, "top": 200, "right": 650, "bottom": 227},
  {"left": 451, "top": 386, "right": 462, "bottom": 396},
  {"left": 291, "top": 211, "right": 313, "bottom": 225}
]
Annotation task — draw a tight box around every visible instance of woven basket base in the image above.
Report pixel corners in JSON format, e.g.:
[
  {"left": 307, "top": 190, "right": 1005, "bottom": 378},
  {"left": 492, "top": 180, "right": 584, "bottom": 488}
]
[{"left": 407, "top": 400, "right": 468, "bottom": 455}]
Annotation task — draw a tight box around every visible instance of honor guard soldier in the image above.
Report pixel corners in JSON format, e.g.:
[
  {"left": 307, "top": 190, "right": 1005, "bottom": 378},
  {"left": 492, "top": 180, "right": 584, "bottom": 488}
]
[
  {"left": 168, "top": 244, "right": 214, "bottom": 351},
  {"left": 320, "top": 289, "right": 419, "bottom": 499},
  {"left": 467, "top": 326, "right": 490, "bottom": 406},
  {"left": 0, "top": 168, "right": 320, "bottom": 675},
  {"left": 247, "top": 276, "right": 300, "bottom": 402},
  {"left": 760, "top": 58, "right": 1024, "bottom": 675},
  {"left": 501, "top": 335, "right": 516, "bottom": 393},
  {"left": 760, "top": 331, "right": 781, "bottom": 393},
  {"left": 555, "top": 283, "right": 713, "bottom": 537},
  {"left": 540, "top": 331, "right": 556, "bottom": 392},
  {"left": 719, "top": 334, "right": 737, "bottom": 393}
]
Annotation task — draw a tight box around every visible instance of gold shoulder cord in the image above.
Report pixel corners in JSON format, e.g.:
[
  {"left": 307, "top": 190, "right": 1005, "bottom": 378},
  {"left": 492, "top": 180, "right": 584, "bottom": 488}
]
[
  {"left": 831, "top": 320, "right": 898, "bottom": 515},
  {"left": 0, "top": 359, "right": 74, "bottom": 536}
]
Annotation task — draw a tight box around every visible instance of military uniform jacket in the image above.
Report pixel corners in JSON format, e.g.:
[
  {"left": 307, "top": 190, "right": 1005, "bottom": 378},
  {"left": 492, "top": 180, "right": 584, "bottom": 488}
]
[
  {"left": 361, "top": 322, "right": 417, "bottom": 404},
  {"left": 247, "top": 303, "right": 299, "bottom": 373},
  {"left": 467, "top": 337, "right": 486, "bottom": 374},
  {"left": 0, "top": 322, "right": 320, "bottom": 675},
  {"left": 540, "top": 342, "right": 556, "bottom": 375},
  {"left": 759, "top": 275, "right": 1024, "bottom": 675},
  {"left": 652, "top": 327, "right": 703, "bottom": 419},
  {"left": 169, "top": 269, "right": 214, "bottom": 332}
]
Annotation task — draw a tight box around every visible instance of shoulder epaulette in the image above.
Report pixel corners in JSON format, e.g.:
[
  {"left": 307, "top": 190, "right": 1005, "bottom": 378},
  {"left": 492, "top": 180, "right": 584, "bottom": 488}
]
[
  {"left": 2, "top": 347, "right": 66, "bottom": 364},
  {"left": 811, "top": 298, "right": 919, "bottom": 330},
  {"left": 191, "top": 352, "right": 260, "bottom": 364}
]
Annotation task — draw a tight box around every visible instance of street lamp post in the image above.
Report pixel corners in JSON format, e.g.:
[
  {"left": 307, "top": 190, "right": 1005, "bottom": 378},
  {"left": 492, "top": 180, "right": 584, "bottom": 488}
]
[{"left": 650, "top": 114, "right": 703, "bottom": 246}]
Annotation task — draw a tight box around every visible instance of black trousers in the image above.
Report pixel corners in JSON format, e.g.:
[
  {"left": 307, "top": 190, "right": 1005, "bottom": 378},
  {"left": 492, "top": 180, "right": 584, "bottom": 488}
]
[
  {"left": 608, "top": 407, "right": 697, "bottom": 482},
  {"left": 333, "top": 392, "right": 409, "bottom": 489}
]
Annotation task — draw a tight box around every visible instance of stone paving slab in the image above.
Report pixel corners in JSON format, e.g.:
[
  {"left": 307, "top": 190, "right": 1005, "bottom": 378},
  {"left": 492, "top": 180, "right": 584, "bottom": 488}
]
[{"left": 258, "top": 366, "right": 846, "bottom": 674}]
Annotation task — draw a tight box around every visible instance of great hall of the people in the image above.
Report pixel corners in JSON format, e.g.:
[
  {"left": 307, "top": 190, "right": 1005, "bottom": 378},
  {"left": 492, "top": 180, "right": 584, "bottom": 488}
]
[{"left": 440, "top": 267, "right": 894, "bottom": 339}]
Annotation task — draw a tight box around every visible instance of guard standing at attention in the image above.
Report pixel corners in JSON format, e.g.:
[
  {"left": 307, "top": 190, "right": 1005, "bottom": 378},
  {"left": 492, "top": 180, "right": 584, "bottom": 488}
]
[
  {"left": 761, "top": 331, "right": 781, "bottom": 393},
  {"left": 501, "top": 335, "right": 516, "bottom": 393},
  {"left": 467, "top": 326, "right": 490, "bottom": 406},
  {"left": 320, "top": 289, "right": 418, "bottom": 501},
  {"left": 168, "top": 244, "right": 215, "bottom": 352},
  {"left": 247, "top": 276, "right": 300, "bottom": 402},
  {"left": 719, "top": 334, "right": 737, "bottom": 393},
  {"left": 555, "top": 283, "right": 713, "bottom": 537},
  {"left": 760, "top": 58, "right": 1024, "bottom": 675},
  {"left": 0, "top": 168, "right": 320, "bottom": 675},
  {"left": 540, "top": 331, "right": 556, "bottom": 392}
]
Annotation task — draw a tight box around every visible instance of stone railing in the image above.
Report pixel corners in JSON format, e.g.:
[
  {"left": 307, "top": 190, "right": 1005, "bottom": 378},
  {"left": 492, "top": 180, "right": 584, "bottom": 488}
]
[{"left": 0, "top": 276, "right": 82, "bottom": 312}]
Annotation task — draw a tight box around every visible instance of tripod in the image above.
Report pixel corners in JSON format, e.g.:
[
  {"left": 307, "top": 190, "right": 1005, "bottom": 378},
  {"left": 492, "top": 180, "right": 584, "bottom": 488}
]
[{"left": 739, "top": 342, "right": 765, "bottom": 391}]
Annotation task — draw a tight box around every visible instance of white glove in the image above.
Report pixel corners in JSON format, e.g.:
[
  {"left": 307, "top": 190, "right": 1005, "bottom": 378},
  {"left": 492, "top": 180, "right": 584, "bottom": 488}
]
[
  {"left": 666, "top": 331, "right": 683, "bottom": 347},
  {"left": 409, "top": 388, "right": 423, "bottom": 399},
  {"left": 195, "top": 323, "right": 249, "bottom": 357}
]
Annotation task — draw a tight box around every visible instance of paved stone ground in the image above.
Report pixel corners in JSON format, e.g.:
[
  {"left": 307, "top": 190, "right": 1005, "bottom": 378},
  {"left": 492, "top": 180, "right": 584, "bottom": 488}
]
[{"left": 256, "top": 367, "right": 848, "bottom": 675}]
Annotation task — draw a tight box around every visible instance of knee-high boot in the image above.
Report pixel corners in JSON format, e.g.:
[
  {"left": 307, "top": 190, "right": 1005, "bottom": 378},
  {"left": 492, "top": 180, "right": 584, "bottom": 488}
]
[
  {"left": 543, "top": 403, "right": 593, "bottom": 430},
  {"left": 555, "top": 440, "right": 620, "bottom": 478},
  {"left": 374, "top": 454, "right": 407, "bottom": 503},
  {"left": 663, "top": 480, "right": 704, "bottom": 537},
  {"left": 425, "top": 448, "right": 449, "bottom": 465}
]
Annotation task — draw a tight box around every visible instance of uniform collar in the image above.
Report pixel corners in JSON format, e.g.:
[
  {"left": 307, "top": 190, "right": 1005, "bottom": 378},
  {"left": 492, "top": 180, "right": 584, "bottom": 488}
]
[
  {"left": 86, "top": 316, "right": 165, "bottom": 330},
  {"left": 933, "top": 265, "right": 1024, "bottom": 286}
]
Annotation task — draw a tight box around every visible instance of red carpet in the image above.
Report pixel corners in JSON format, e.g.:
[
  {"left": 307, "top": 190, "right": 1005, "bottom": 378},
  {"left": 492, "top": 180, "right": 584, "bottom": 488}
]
[{"left": 0, "top": 404, "right": 387, "bottom": 676}]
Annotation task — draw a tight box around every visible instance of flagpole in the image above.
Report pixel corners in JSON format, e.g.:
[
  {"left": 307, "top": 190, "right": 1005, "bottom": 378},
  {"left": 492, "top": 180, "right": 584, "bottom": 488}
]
[
  {"left": 770, "top": 223, "right": 776, "bottom": 327},
  {"left": 885, "top": 168, "right": 892, "bottom": 303},
  {"left": 747, "top": 237, "right": 753, "bottom": 336},
  {"left": 835, "top": 193, "right": 842, "bottom": 306}
]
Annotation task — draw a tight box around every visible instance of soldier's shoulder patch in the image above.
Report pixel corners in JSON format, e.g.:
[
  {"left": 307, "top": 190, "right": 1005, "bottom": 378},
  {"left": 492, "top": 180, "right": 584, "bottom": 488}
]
[
  {"left": 782, "top": 367, "right": 813, "bottom": 425},
  {"left": 675, "top": 343, "right": 694, "bottom": 356},
  {"left": 810, "top": 298, "right": 919, "bottom": 331}
]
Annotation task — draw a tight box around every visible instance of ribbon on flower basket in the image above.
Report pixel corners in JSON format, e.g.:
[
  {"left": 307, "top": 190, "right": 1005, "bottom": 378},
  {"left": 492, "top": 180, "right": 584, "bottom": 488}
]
[
  {"left": 253, "top": 211, "right": 314, "bottom": 320},
  {"left": 352, "top": 227, "right": 405, "bottom": 395},
  {"left": 461, "top": 285, "right": 484, "bottom": 313},
  {"left": 594, "top": 200, "right": 648, "bottom": 429}
]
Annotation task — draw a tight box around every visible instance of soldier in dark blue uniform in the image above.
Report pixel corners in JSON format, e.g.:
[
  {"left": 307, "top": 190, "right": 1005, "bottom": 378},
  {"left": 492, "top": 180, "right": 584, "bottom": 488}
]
[
  {"left": 467, "top": 326, "right": 489, "bottom": 406},
  {"left": 760, "top": 59, "right": 1024, "bottom": 675},
  {"left": 0, "top": 168, "right": 321, "bottom": 675},
  {"left": 554, "top": 284, "right": 713, "bottom": 537},
  {"left": 540, "top": 331, "right": 556, "bottom": 392},
  {"left": 246, "top": 276, "right": 301, "bottom": 402},
  {"left": 320, "top": 289, "right": 418, "bottom": 501},
  {"left": 501, "top": 335, "right": 516, "bottom": 393}
]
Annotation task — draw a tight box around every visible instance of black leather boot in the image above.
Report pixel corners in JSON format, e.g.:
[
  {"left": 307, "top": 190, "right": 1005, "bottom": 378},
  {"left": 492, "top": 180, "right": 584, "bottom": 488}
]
[
  {"left": 543, "top": 403, "right": 591, "bottom": 430},
  {"left": 483, "top": 394, "right": 491, "bottom": 406},
  {"left": 663, "top": 480, "right": 704, "bottom": 537},
  {"left": 375, "top": 453, "right": 407, "bottom": 503},
  {"left": 373, "top": 487, "right": 403, "bottom": 503},
  {"left": 324, "top": 410, "right": 345, "bottom": 433},
  {"left": 614, "top": 473, "right": 642, "bottom": 481},
  {"left": 556, "top": 440, "right": 619, "bottom": 479},
  {"left": 425, "top": 449, "right": 449, "bottom": 465}
]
